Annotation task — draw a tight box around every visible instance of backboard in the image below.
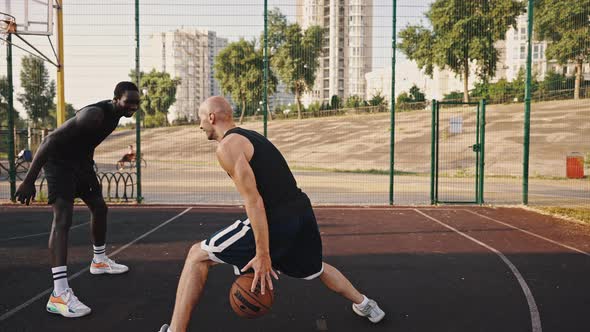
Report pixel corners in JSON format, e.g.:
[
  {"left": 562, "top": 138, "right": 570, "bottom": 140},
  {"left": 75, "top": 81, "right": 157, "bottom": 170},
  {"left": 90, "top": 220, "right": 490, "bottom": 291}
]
[{"left": 0, "top": 0, "right": 53, "bottom": 36}]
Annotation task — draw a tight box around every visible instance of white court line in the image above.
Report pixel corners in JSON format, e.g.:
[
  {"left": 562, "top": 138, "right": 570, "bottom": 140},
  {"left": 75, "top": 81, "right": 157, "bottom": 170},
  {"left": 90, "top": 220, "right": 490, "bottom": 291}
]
[
  {"left": 0, "top": 207, "right": 192, "bottom": 322},
  {"left": 414, "top": 209, "right": 542, "bottom": 332},
  {"left": 467, "top": 210, "right": 590, "bottom": 257},
  {"left": 0, "top": 222, "right": 90, "bottom": 242}
]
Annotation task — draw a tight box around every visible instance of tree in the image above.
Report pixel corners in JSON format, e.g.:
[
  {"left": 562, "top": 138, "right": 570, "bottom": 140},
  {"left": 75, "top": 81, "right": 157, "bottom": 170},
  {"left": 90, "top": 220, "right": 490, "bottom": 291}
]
[
  {"left": 535, "top": 0, "right": 590, "bottom": 99},
  {"left": 443, "top": 91, "right": 464, "bottom": 101},
  {"left": 264, "top": 8, "right": 288, "bottom": 53},
  {"left": 470, "top": 81, "right": 490, "bottom": 100},
  {"left": 345, "top": 95, "right": 364, "bottom": 108},
  {"left": 17, "top": 56, "right": 56, "bottom": 126},
  {"left": 47, "top": 102, "right": 77, "bottom": 127},
  {"left": 409, "top": 85, "right": 425, "bottom": 102},
  {"left": 130, "top": 69, "right": 181, "bottom": 127},
  {"left": 330, "top": 95, "right": 341, "bottom": 110},
  {"left": 0, "top": 76, "right": 10, "bottom": 127},
  {"left": 65, "top": 103, "right": 76, "bottom": 120},
  {"left": 396, "top": 92, "right": 413, "bottom": 104},
  {"left": 399, "top": 0, "right": 525, "bottom": 102},
  {"left": 269, "top": 10, "right": 325, "bottom": 119},
  {"left": 250, "top": 47, "right": 278, "bottom": 121},
  {"left": 369, "top": 92, "right": 387, "bottom": 107},
  {"left": 539, "top": 70, "right": 575, "bottom": 98},
  {"left": 215, "top": 39, "right": 277, "bottom": 124},
  {"left": 396, "top": 85, "right": 425, "bottom": 105},
  {"left": 0, "top": 76, "right": 25, "bottom": 128}
]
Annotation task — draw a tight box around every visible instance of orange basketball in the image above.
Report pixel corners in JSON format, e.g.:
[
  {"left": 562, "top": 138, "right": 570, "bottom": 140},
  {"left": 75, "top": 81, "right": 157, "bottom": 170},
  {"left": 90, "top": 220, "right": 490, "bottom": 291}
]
[{"left": 229, "top": 273, "right": 274, "bottom": 319}]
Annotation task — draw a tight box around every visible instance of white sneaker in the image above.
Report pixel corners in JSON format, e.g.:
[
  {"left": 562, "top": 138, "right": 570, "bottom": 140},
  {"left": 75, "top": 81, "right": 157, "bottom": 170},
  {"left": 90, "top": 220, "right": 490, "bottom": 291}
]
[
  {"left": 352, "top": 298, "right": 385, "bottom": 323},
  {"left": 90, "top": 257, "right": 129, "bottom": 275},
  {"left": 158, "top": 324, "right": 170, "bottom": 332},
  {"left": 46, "top": 288, "right": 92, "bottom": 318}
]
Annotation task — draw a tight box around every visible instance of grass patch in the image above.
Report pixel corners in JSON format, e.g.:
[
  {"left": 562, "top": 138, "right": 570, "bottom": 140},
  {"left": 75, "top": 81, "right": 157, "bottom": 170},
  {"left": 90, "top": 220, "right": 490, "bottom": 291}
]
[
  {"left": 536, "top": 207, "right": 590, "bottom": 225},
  {"left": 290, "top": 166, "right": 422, "bottom": 176},
  {"left": 148, "top": 159, "right": 216, "bottom": 166},
  {"left": 36, "top": 190, "right": 48, "bottom": 203}
]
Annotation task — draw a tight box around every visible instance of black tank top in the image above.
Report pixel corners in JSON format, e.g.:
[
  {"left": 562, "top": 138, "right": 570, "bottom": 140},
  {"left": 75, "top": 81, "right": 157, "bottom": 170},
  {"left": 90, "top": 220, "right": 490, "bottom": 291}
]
[
  {"left": 54, "top": 100, "right": 120, "bottom": 161},
  {"left": 223, "top": 127, "right": 309, "bottom": 214}
]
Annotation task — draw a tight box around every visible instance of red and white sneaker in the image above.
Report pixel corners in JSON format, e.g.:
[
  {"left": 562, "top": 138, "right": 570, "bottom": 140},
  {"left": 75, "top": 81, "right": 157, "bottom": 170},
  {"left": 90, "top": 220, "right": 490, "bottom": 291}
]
[{"left": 90, "top": 257, "right": 129, "bottom": 275}]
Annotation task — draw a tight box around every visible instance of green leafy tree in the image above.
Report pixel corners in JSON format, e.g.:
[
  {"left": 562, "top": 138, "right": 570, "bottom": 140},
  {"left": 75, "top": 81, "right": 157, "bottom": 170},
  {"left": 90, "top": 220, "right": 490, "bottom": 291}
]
[
  {"left": 470, "top": 82, "right": 490, "bottom": 100},
  {"left": 269, "top": 11, "right": 325, "bottom": 119},
  {"left": 215, "top": 39, "right": 277, "bottom": 124},
  {"left": 307, "top": 101, "right": 321, "bottom": 114},
  {"left": 369, "top": 92, "right": 387, "bottom": 107},
  {"left": 130, "top": 69, "right": 181, "bottom": 127},
  {"left": 46, "top": 102, "right": 77, "bottom": 127},
  {"left": 42, "top": 103, "right": 76, "bottom": 128},
  {"left": 17, "top": 56, "right": 56, "bottom": 126},
  {"left": 409, "top": 85, "right": 426, "bottom": 102},
  {"left": 443, "top": 91, "right": 464, "bottom": 101},
  {"left": 264, "top": 8, "right": 288, "bottom": 53},
  {"left": 345, "top": 95, "right": 364, "bottom": 108},
  {"left": 396, "top": 92, "right": 413, "bottom": 104},
  {"left": 541, "top": 71, "right": 568, "bottom": 92},
  {"left": 399, "top": 0, "right": 525, "bottom": 102},
  {"left": 396, "top": 85, "right": 425, "bottom": 105},
  {"left": 511, "top": 68, "right": 539, "bottom": 102},
  {"left": 330, "top": 95, "right": 342, "bottom": 110},
  {"left": 0, "top": 76, "right": 11, "bottom": 127},
  {"left": 535, "top": 0, "right": 590, "bottom": 99},
  {"left": 539, "top": 70, "right": 575, "bottom": 98},
  {"left": 0, "top": 76, "right": 25, "bottom": 128}
]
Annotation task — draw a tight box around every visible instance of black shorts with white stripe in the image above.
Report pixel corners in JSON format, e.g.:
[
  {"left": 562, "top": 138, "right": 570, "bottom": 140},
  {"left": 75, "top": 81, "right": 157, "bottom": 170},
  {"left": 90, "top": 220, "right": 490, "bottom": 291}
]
[{"left": 201, "top": 207, "right": 324, "bottom": 280}]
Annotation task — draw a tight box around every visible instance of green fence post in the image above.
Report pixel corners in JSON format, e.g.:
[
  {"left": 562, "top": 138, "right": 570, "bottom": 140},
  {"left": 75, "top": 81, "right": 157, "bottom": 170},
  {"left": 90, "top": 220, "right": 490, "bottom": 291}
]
[
  {"left": 135, "top": 0, "right": 143, "bottom": 203},
  {"left": 430, "top": 100, "right": 436, "bottom": 205},
  {"left": 522, "top": 0, "right": 534, "bottom": 205},
  {"left": 6, "top": 34, "right": 16, "bottom": 202},
  {"left": 263, "top": 0, "right": 268, "bottom": 137},
  {"left": 389, "top": 0, "right": 397, "bottom": 205},
  {"left": 478, "top": 99, "right": 486, "bottom": 204}
]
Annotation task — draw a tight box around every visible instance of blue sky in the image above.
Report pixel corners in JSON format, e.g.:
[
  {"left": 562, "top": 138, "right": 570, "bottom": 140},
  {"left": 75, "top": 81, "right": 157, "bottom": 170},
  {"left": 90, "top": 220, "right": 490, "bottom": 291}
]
[{"left": 0, "top": 0, "right": 430, "bottom": 118}]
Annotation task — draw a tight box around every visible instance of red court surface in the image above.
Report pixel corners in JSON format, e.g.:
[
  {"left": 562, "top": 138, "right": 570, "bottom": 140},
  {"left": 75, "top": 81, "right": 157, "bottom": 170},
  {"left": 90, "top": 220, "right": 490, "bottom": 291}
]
[{"left": 1, "top": 205, "right": 590, "bottom": 332}]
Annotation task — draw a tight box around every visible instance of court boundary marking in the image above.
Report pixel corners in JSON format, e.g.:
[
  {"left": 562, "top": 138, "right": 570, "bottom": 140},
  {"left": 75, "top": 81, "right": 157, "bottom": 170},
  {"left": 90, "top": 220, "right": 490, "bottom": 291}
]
[
  {"left": 414, "top": 209, "right": 542, "bottom": 332},
  {"left": 0, "top": 207, "right": 192, "bottom": 322},
  {"left": 467, "top": 210, "right": 590, "bottom": 257},
  {"left": 0, "top": 222, "right": 90, "bottom": 242}
]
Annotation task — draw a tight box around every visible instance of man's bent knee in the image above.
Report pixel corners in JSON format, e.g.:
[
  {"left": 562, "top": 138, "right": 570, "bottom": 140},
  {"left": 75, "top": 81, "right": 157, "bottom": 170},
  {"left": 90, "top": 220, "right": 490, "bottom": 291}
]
[{"left": 186, "top": 242, "right": 215, "bottom": 266}]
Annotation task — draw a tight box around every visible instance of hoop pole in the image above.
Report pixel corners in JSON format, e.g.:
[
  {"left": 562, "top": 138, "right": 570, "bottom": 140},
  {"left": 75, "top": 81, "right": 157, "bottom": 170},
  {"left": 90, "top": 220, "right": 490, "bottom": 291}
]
[{"left": 56, "top": 0, "right": 66, "bottom": 125}]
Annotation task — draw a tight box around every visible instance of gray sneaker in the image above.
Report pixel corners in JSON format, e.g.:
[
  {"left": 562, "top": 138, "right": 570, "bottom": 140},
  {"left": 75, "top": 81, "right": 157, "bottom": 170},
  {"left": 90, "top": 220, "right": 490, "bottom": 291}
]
[
  {"left": 157, "top": 324, "right": 170, "bottom": 332},
  {"left": 352, "top": 298, "right": 385, "bottom": 323}
]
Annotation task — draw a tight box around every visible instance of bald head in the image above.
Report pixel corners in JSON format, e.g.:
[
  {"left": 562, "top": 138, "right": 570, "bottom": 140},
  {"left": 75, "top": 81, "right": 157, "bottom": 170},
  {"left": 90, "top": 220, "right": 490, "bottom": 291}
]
[{"left": 199, "top": 96, "right": 233, "bottom": 122}]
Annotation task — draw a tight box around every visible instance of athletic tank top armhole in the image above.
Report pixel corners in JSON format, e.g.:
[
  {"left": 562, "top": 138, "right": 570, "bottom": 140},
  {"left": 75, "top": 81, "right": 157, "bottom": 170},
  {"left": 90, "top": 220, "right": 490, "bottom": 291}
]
[{"left": 225, "top": 128, "right": 256, "bottom": 164}]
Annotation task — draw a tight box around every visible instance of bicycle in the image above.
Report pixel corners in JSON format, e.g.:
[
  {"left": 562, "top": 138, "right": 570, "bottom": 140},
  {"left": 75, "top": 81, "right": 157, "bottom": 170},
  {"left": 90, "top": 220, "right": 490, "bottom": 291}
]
[{"left": 0, "top": 150, "right": 33, "bottom": 181}]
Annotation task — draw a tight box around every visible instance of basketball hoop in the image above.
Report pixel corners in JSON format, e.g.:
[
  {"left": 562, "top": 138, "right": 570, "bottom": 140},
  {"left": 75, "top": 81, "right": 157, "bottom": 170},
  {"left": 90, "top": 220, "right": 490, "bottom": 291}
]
[{"left": 0, "top": 13, "right": 17, "bottom": 35}]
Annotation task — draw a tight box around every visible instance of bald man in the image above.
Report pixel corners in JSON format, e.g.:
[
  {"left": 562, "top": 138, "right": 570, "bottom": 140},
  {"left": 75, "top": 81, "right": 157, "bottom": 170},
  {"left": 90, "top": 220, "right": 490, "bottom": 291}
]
[{"left": 157, "top": 96, "right": 384, "bottom": 332}]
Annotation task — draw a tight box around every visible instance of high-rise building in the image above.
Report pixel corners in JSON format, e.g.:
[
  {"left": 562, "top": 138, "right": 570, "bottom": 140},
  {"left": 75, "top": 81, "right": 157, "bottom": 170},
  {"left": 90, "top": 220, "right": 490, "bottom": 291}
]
[
  {"left": 499, "top": 13, "right": 589, "bottom": 82},
  {"left": 144, "top": 29, "right": 228, "bottom": 121},
  {"left": 296, "top": 0, "right": 373, "bottom": 106}
]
